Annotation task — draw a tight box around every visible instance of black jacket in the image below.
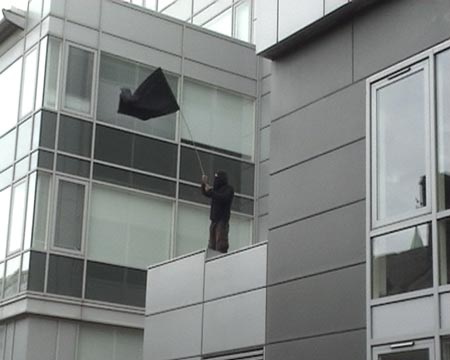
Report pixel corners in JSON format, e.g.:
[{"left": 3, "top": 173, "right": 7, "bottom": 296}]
[{"left": 201, "top": 172, "right": 234, "bottom": 222}]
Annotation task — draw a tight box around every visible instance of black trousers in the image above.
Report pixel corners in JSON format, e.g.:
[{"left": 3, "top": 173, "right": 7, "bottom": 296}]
[{"left": 208, "top": 221, "right": 229, "bottom": 253}]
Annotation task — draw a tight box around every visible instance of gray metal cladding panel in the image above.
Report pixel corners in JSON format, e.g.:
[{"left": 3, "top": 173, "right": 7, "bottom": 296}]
[
  {"left": 265, "top": 329, "right": 366, "bottom": 360},
  {"left": 258, "top": 195, "right": 269, "bottom": 216},
  {"left": 353, "top": 0, "right": 450, "bottom": 81},
  {"left": 144, "top": 305, "right": 202, "bottom": 360},
  {"left": 271, "top": 23, "right": 352, "bottom": 120},
  {"left": 204, "top": 244, "right": 266, "bottom": 301},
  {"left": 270, "top": 81, "right": 365, "bottom": 174},
  {"left": 25, "top": 317, "right": 58, "bottom": 360},
  {"left": 101, "top": 1, "right": 183, "bottom": 55},
  {"left": 66, "top": 0, "right": 101, "bottom": 28},
  {"left": 183, "top": 28, "right": 257, "bottom": 79},
  {"left": 266, "top": 264, "right": 365, "bottom": 342},
  {"left": 261, "top": 58, "right": 272, "bottom": 78},
  {"left": 268, "top": 200, "right": 365, "bottom": 285},
  {"left": 146, "top": 252, "right": 204, "bottom": 315},
  {"left": 202, "top": 289, "right": 266, "bottom": 354},
  {"left": 260, "top": 94, "right": 271, "bottom": 129},
  {"left": 269, "top": 139, "right": 365, "bottom": 228}
]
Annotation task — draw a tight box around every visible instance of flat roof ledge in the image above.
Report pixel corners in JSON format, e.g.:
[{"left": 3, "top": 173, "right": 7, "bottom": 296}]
[{"left": 0, "top": 8, "right": 26, "bottom": 44}]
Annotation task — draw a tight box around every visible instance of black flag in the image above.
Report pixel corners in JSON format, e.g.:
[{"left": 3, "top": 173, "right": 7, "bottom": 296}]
[{"left": 118, "top": 67, "right": 179, "bottom": 120}]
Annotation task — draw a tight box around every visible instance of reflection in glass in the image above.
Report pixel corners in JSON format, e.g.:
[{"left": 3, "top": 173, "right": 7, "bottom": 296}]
[
  {"left": 0, "top": 130, "right": 16, "bottom": 172},
  {"left": 379, "top": 349, "right": 428, "bottom": 360},
  {"left": 85, "top": 261, "right": 146, "bottom": 307},
  {"left": 31, "top": 172, "right": 51, "bottom": 250},
  {"left": 47, "top": 254, "right": 83, "bottom": 297},
  {"left": 97, "top": 54, "right": 177, "bottom": 140},
  {"left": 204, "top": 9, "right": 232, "bottom": 37},
  {"left": 16, "top": 118, "right": 33, "bottom": 159},
  {"left": 20, "top": 252, "right": 29, "bottom": 292},
  {"left": 0, "top": 168, "right": 12, "bottom": 189},
  {"left": 35, "top": 37, "right": 48, "bottom": 109},
  {"left": 182, "top": 80, "right": 254, "bottom": 159},
  {"left": 4, "top": 256, "right": 20, "bottom": 298},
  {"left": 376, "top": 68, "right": 427, "bottom": 221},
  {"left": 88, "top": 185, "right": 172, "bottom": 268},
  {"left": 437, "top": 50, "right": 450, "bottom": 210},
  {"left": 20, "top": 49, "right": 39, "bottom": 117},
  {"left": 235, "top": 0, "right": 251, "bottom": 42},
  {"left": 0, "top": 59, "right": 22, "bottom": 136},
  {"left": 372, "top": 224, "right": 432, "bottom": 298},
  {"left": 0, "top": 187, "right": 11, "bottom": 260},
  {"left": 54, "top": 180, "right": 85, "bottom": 251},
  {"left": 162, "top": 0, "right": 192, "bottom": 21},
  {"left": 14, "top": 157, "right": 29, "bottom": 181},
  {"left": 43, "top": 38, "right": 61, "bottom": 109},
  {"left": 64, "top": 46, "right": 94, "bottom": 114},
  {"left": 176, "top": 204, "right": 210, "bottom": 256},
  {"left": 193, "top": 0, "right": 232, "bottom": 25},
  {"left": 8, "top": 180, "right": 27, "bottom": 254}
]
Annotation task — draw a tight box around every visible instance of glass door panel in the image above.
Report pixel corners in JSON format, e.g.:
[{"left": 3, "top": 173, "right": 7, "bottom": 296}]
[{"left": 373, "top": 340, "right": 434, "bottom": 360}]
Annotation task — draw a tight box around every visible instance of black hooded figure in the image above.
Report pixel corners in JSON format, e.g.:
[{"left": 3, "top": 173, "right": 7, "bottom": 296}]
[{"left": 201, "top": 171, "right": 234, "bottom": 253}]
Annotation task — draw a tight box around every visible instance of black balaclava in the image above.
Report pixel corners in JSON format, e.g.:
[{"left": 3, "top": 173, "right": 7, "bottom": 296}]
[{"left": 213, "top": 170, "right": 228, "bottom": 190}]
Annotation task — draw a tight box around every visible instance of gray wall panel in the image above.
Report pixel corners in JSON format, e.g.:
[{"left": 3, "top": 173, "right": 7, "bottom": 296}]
[
  {"left": 11, "top": 319, "right": 27, "bottom": 360},
  {"left": 261, "top": 58, "right": 272, "bottom": 78},
  {"left": 101, "top": 1, "right": 183, "bottom": 55},
  {"left": 266, "top": 329, "right": 366, "bottom": 360},
  {"left": 258, "top": 195, "right": 269, "bottom": 216},
  {"left": 183, "top": 28, "right": 257, "bottom": 79},
  {"left": 202, "top": 289, "right": 266, "bottom": 354},
  {"left": 204, "top": 244, "right": 266, "bottom": 300},
  {"left": 146, "top": 252, "right": 205, "bottom": 315},
  {"left": 254, "top": 0, "right": 278, "bottom": 53},
  {"left": 50, "top": 0, "right": 65, "bottom": 17},
  {"left": 271, "top": 23, "right": 352, "bottom": 120},
  {"left": 65, "top": 22, "right": 99, "bottom": 49},
  {"left": 271, "top": 81, "right": 365, "bottom": 173},
  {"left": 25, "top": 318, "right": 58, "bottom": 360},
  {"left": 66, "top": 0, "right": 101, "bottom": 28},
  {"left": 144, "top": 305, "right": 202, "bottom": 360},
  {"left": 353, "top": 0, "right": 450, "bottom": 80},
  {"left": 56, "top": 321, "right": 77, "bottom": 360},
  {"left": 269, "top": 140, "right": 365, "bottom": 228},
  {"left": 278, "top": 0, "right": 323, "bottom": 40},
  {"left": 258, "top": 160, "right": 270, "bottom": 197},
  {"left": 260, "top": 93, "right": 271, "bottom": 128},
  {"left": 261, "top": 75, "right": 271, "bottom": 96},
  {"left": 268, "top": 201, "right": 365, "bottom": 284},
  {"left": 4, "top": 323, "right": 14, "bottom": 360},
  {"left": 266, "top": 264, "right": 365, "bottom": 342}
]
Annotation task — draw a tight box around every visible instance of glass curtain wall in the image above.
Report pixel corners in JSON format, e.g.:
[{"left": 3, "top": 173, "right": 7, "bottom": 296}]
[
  {"left": 0, "top": 39, "right": 255, "bottom": 308},
  {"left": 369, "top": 46, "right": 450, "bottom": 302}
]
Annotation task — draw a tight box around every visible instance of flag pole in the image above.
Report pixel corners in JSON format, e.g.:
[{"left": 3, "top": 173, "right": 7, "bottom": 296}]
[{"left": 179, "top": 110, "right": 206, "bottom": 176}]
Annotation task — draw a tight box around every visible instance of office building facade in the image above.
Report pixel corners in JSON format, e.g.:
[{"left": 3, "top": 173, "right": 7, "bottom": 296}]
[{"left": 0, "top": 0, "right": 261, "bottom": 358}]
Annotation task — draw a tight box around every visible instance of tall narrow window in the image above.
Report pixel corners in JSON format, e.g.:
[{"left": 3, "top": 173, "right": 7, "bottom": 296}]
[
  {"left": 64, "top": 46, "right": 95, "bottom": 114},
  {"left": 373, "top": 61, "right": 429, "bottom": 224},
  {"left": 8, "top": 180, "right": 28, "bottom": 254},
  {"left": 0, "top": 59, "right": 22, "bottom": 136},
  {"left": 54, "top": 179, "right": 85, "bottom": 251},
  {"left": 20, "top": 49, "right": 39, "bottom": 118},
  {"left": 234, "top": 0, "right": 251, "bottom": 42}
]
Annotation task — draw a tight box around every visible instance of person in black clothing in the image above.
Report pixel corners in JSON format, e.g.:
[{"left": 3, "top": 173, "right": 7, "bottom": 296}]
[{"left": 201, "top": 170, "right": 234, "bottom": 253}]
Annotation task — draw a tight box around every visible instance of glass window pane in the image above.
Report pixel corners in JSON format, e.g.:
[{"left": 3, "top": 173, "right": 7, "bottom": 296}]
[
  {"left": 375, "top": 67, "right": 427, "bottom": 222},
  {"left": 57, "top": 155, "right": 90, "bottom": 178},
  {"left": 204, "top": 8, "right": 232, "bottom": 36},
  {"left": 27, "top": 0, "right": 43, "bottom": 28},
  {"left": 47, "top": 254, "right": 83, "bottom": 297},
  {"left": 88, "top": 184, "right": 172, "bottom": 268},
  {"left": 162, "top": 0, "right": 192, "bottom": 21},
  {"left": 20, "top": 49, "right": 39, "bottom": 118},
  {"left": 0, "top": 187, "right": 11, "bottom": 260},
  {"left": 8, "top": 180, "right": 27, "bottom": 254},
  {"left": 77, "top": 324, "right": 114, "bottom": 360},
  {"left": 94, "top": 125, "right": 177, "bottom": 177},
  {"left": 379, "top": 349, "right": 429, "bottom": 360},
  {"left": 20, "top": 251, "right": 29, "bottom": 292},
  {"left": 23, "top": 172, "right": 37, "bottom": 249},
  {"left": 176, "top": 204, "right": 210, "bottom": 256},
  {"left": 437, "top": 49, "right": 450, "bottom": 210},
  {"left": 97, "top": 54, "right": 177, "bottom": 140},
  {"left": 0, "top": 130, "right": 16, "bottom": 172},
  {"left": 37, "top": 150, "right": 54, "bottom": 170},
  {"left": 43, "top": 38, "right": 61, "bottom": 109},
  {"left": 0, "top": 263, "right": 4, "bottom": 299},
  {"left": 180, "top": 146, "right": 254, "bottom": 196},
  {"left": 234, "top": 0, "right": 251, "bottom": 42},
  {"left": 93, "top": 163, "right": 175, "bottom": 197},
  {"left": 31, "top": 172, "right": 51, "bottom": 250},
  {"left": 85, "top": 261, "right": 146, "bottom": 307},
  {"left": 4, "top": 256, "right": 20, "bottom": 298},
  {"left": 64, "top": 46, "right": 94, "bottom": 114},
  {"left": 14, "top": 157, "right": 29, "bottom": 181},
  {"left": 54, "top": 180, "right": 85, "bottom": 251},
  {"left": 16, "top": 118, "right": 33, "bottom": 159},
  {"left": 372, "top": 224, "right": 432, "bottom": 298},
  {"left": 35, "top": 37, "right": 48, "bottom": 109},
  {"left": 182, "top": 80, "right": 254, "bottom": 159},
  {"left": 229, "top": 214, "right": 252, "bottom": 251},
  {"left": 193, "top": 0, "right": 232, "bottom": 25},
  {"left": 0, "top": 167, "right": 12, "bottom": 189},
  {"left": 325, "top": 0, "right": 348, "bottom": 14},
  {"left": 193, "top": 0, "right": 215, "bottom": 13},
  {"left": 27, "top": 251, "right": 46, "bottom": 292},
  {"left": 32, "top": 111, "right": 57, "bottom": 150},
  {"left": 0, "top": 59, "right": 22, "bottom": 136},
  {"left": 58, "top": 115, "right": 92, "bottom": 157}
]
